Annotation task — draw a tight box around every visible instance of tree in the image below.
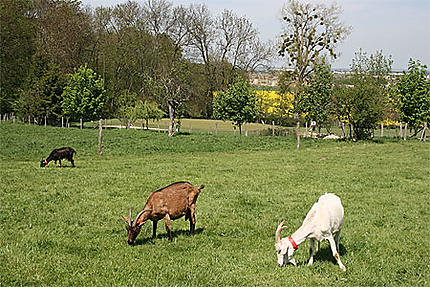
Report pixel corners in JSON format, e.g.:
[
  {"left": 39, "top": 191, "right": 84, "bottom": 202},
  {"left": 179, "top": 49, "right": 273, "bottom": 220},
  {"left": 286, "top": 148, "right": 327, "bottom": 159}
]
[
  {"left": 185, "top": 4, "right": 273, "bottom": 117},
  {"left": 133, "top": 100, "right": 164, "bottom": 129},
  {"left": 396, "top": 59, "right": 430, "bottom": 134},
  {"left": 18, "top": 58, "right": 66, "bottom": 124},
  {"left": 333, "top": 50, "right": 392, "bottom": 140},
  {"left": 32, "top": 0, "right": 93, "bottom": 73},
  {"left": 62, "top": 65, "right": 106, "bottom": 124},
  {"left": 116, "top": 90, "right": 138, "bottom": 128},
  {"left": 213, "top": 77, "right": 258, "bottom": 135},
  {"left": 160, "top": 62, "right": 193, "bottom": 137},
  {"left": 0, "top": 0, "right": 36, "bottom": 114},
  {"left": 278, "top": 0, "right": 351, "bottom": 147},
  {"left": 279, "top": 0, "right": 351, "bottom": 84},
  {"left": 300, "top": 62, "right": 333, "bottom": 133}
]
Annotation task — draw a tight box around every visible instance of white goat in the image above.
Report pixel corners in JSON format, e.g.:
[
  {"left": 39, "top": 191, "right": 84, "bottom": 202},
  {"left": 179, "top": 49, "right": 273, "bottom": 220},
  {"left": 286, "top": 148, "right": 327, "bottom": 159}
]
[{"left": 274, "top": 193, "right": 346, "bottom": 271}]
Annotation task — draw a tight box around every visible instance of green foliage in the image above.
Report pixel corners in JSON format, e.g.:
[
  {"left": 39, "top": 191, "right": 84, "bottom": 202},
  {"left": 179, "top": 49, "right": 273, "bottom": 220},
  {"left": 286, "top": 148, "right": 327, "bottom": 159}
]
[
  {"left": 334, "top": 50, "right": 392, "bottom": 140},
  {"left": 213, "top": 78, "right": 259, "bottom": 134},
  {"left": 18, "top": 56, "right": 66, "bottom": 123},
  {"left": 62, "top": 65, "right": 106, "bottom": 121},
  {"left": 300, "top": 63, "right": 333, "bottom": 129},
  {"left": 0, "top": 0, "right": 36, "bottom": 113},
  {"left": 396, "top": 59, "right": 430, "bottom": 130},
  {"left": 115, "top": 90, "right": 138, "bottom": 126},
  {"left": 133, "top": 100, "right": 165, "bottom": 129},
  {"left": 0, "top": 123, "right": 429, "bottom": 286}
]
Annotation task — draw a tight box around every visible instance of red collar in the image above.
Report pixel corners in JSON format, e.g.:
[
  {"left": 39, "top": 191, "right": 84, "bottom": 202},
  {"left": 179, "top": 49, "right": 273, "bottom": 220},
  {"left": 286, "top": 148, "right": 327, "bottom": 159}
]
[
  {"left": 137, "top": 219, "right": 143, "bottom": 224},
  {"left": 288, "top": 237, "right": 298, "bottom": 250}
]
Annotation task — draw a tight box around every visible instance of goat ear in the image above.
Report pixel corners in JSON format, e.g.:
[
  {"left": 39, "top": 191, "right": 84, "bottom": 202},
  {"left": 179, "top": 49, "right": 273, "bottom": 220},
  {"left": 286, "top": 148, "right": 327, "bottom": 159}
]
[
  {"left": 137, "top": 218, "right": 145, "bottom": 227},
  {"left": 121, "top": 215, "right": 129, "bottom": 224}
]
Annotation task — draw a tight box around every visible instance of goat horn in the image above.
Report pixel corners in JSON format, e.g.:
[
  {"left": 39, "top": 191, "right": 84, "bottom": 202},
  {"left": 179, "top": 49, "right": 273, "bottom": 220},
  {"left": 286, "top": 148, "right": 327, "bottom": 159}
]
[
  {"left": 275, "top": 220, "right": 287, "bottom": 243},
  {"left": 121, "top": 215, "right": 129, "bottom": 224},
  {"left": 129, "top": 206, "right": 132, "bottom": 226}
]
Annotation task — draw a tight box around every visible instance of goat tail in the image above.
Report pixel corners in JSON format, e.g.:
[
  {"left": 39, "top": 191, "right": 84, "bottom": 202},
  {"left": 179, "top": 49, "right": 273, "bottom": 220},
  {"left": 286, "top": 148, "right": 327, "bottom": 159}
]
[{"left": 198, "top": 184, "right": 205, "bottom": 191}]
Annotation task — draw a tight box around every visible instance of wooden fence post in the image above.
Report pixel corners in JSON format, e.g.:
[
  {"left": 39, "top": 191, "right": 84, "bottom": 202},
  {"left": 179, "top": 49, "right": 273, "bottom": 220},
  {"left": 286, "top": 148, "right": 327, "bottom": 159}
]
[
  {"left": 399, "top": 122, "right": 403, "bottom": 137},
  {"left": 272, "top": 121, "right": 275, "bottom": 136},
  {"left": 419, "top": 122, "right": 428, "bottom": 141},
  {"left": 44, "top": 116, "right": 47, "bottom": 127},
  {"left": 403, "top": 123, "right": 408, "bottom": 140},
  {"left": 62, "top": 117, "right": 64, "bottom": 128},
  {"left": 305, "top": 122, "right": 308, "bottom": 138},
  {"left": 98, "top": 119, "right": 103, "bottom": 155},
  {"left": 244, "top": 124, "right": 248, "bottom": 137},
  {"left": 28, "top": 116, "right": 31, "bottom": 125},
  {"left": 380, "top": 123, "right": 384, "bottom": 137},
  {"left": 80, "top": 118, "right": 83, "bottom": 129}
]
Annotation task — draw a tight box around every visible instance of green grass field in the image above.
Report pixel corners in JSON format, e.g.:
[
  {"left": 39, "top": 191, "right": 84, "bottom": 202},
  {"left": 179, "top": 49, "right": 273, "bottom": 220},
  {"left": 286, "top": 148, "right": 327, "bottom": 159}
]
[{"left": 0, "top": 123, "right": 429, "bottom": 286}]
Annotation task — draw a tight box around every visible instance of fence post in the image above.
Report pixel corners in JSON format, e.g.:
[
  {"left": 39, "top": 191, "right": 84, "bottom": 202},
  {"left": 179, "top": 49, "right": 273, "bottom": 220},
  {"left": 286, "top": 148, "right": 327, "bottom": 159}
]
[
  {"left": 28, "top": 116, "right": 31, "bottom": 125},
  {"left": 305, "top": 122, "right": 308, "bottom": 138},
  {"left": 380, "top": 123, "right": 384, "bottom": 137},
  {"left": 62, "top": 117, "right": 64, "bottom": 128},
  {"left": 80, "top": 118, "right": 83, "bottom": 129},
  {"left": 420, "top": 122, "right": 428, "bottom": 141},
  {"left": 98, "top": 119, "right": 103, "bottom": 155},
  {"left": 272, "top": 121, "right": 275, "bottom": 136},
  {"left": 244, "top": 124, "right": 248, "bottom": 137},
  {"left": 399, "top": 122, "right": 403, "bottom": 138},
  {"left": 403, "top": 123, "right": 408, "bottom": 140}
]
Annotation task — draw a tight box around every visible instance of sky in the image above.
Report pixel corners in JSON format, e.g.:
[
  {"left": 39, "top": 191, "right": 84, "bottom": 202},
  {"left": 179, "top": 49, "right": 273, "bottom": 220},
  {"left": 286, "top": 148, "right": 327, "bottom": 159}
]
[{"left": 80, "top": 0, "right": 430, "bottom": 70}]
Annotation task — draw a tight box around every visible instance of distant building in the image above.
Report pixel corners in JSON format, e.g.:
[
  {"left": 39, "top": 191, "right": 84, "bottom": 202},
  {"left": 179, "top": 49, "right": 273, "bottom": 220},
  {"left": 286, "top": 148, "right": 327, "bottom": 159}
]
[{"left": 248, "top": 71, "right": 279, "bottom": 87}]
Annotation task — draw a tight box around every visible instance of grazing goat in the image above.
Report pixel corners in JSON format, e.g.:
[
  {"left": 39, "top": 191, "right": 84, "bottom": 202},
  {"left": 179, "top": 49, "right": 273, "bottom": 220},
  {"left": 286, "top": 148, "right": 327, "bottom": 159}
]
[
  {"left": 40, "top": 147, "right": 76, "bottom": 167},
  {"left": 122, "top": 182, "right": 205, "bottom": 245},
  {"left": 275, "top": 193, "right": 346, "bottom": 271}
]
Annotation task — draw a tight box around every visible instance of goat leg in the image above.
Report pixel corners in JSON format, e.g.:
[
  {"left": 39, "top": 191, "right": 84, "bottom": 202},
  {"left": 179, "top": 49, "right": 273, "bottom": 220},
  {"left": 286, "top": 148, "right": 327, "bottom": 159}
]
[
  {"left": 189, "top": 205, "right": 196, "bottom": 235},
  {"left": 328, "top": 235, "right": 346, "bottom": 271},
  {"left": 152, "top": 220, "right": 158, "bottom": 238},
  {"left": 164, "top": 214, "right": 172, "bottom": 241}
]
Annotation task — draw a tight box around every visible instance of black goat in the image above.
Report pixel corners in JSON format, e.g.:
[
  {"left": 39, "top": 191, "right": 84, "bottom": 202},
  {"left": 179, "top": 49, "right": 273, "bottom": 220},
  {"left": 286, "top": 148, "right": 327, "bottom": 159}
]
[{"left": 40, "top": 147, "right": 76, "bottom": 167}]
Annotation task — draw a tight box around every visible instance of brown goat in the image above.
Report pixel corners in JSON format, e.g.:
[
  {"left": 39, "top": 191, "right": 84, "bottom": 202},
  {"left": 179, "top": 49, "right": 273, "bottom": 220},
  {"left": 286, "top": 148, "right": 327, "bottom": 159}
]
[{"left": 122, "top": 182, "right": 205, "bottom": 245}]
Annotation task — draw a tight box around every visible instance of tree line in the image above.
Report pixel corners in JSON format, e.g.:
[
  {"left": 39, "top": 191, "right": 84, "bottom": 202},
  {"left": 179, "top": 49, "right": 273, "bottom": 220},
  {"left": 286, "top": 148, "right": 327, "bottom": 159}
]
[
  {"left": 276, "top": 0, "right": 429, "bottom": 143},
  {"left": 1, "top": 0, "right": 428, "bottom": 140},
  {"left": 0, "top": 0, "right": 273, "bottom": 136}
]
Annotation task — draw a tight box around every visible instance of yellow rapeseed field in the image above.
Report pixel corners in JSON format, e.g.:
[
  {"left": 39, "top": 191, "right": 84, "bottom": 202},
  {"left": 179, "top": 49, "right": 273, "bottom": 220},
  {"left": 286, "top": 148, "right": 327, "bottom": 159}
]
[{"left": 255, "top": 90, "right": 294, "bottom": 117}]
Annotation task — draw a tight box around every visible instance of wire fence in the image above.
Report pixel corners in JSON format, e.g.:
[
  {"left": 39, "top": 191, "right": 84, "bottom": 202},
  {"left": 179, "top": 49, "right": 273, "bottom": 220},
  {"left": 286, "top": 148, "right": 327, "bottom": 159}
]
[{"left": 1, "top": 113, "right": 428, "bottom": 141}]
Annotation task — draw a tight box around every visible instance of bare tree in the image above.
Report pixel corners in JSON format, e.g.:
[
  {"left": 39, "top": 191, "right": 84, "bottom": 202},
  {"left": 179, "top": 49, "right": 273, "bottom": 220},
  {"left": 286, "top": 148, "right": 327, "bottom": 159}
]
[
  {"left": 217, "top": 9, "right": 274, "bottom": 72},
  {"left": 278, "top": 0, "right": 351, "bottom": 148},
  {"left": 279, "top": 0, "right": 351, "bottom": 83}
]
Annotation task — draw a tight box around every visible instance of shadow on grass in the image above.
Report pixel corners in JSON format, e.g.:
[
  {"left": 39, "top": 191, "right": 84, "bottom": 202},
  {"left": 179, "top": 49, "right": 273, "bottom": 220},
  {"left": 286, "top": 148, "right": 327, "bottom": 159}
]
[
  {"left": 308, "top": 243, "right": 347, "bottom": 265},
  {"left": 134, "top": 228, "right": 204, "bottom": 245}
]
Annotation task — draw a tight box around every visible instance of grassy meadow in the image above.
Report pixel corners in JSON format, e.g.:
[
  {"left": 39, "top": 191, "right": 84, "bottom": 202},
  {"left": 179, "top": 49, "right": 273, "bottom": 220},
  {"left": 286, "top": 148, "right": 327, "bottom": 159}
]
[{"left": 0, "top": 122, "right": 429, "bottom": 286}]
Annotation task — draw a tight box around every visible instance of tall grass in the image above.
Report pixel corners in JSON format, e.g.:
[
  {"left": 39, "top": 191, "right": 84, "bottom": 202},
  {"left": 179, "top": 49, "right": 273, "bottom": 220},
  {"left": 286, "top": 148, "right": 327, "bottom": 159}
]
[{"left": 0, "top": 123, "right": 429, "bottom": 286}]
